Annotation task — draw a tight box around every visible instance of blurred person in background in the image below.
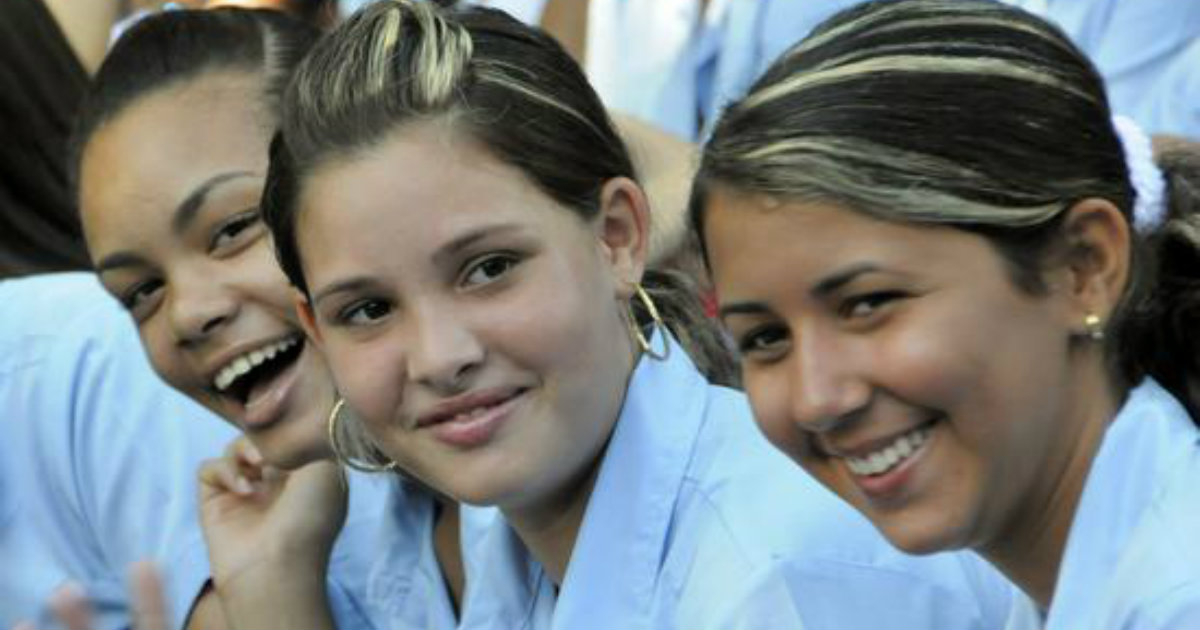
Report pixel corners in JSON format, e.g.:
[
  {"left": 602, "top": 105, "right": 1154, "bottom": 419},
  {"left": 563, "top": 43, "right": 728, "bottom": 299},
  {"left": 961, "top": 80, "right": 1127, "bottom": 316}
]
[{"left": 0, "top": 0, "right": 337, "bottom": 280}]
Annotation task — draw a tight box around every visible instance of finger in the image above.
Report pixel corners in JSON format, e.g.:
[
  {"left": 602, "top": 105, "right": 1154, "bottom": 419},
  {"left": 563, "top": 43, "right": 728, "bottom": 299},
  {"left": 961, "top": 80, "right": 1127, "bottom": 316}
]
[
  {"left": 222, "top": 437, "right": 266, "bottom": 483},
  {"left": 129, "top": 561, "right": 170, "bottom": 630},
  {"left": 230, "top": 436, "right": 265, "bottom": 467},
  {"left": 198, "top": 457, "right": 254, "bottom": 497},
  {"left": 223, "top": 436, "right": 267, "bottom": 482},
  {"left": 49, "top": 582, "right": 92, "bottom": 630}
]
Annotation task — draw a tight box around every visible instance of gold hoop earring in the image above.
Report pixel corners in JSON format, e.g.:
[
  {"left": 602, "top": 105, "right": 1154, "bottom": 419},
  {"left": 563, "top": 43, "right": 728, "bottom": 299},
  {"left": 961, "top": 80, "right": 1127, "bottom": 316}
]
[
  {"left": 327, "top": 397, "right": 397, "bottom": 474},
  {"left": 1083, "top": 313, "right": 1106, "bottom": 341},
  {"left": 626, "top": 283, "right": 670, "bottom": 361}
]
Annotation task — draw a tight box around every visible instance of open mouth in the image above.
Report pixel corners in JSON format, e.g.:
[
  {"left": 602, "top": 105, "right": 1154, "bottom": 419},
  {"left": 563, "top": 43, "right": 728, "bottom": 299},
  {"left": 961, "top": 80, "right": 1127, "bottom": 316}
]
[{"left": 212, "top": 334, "right": 306, "bottom": 406}]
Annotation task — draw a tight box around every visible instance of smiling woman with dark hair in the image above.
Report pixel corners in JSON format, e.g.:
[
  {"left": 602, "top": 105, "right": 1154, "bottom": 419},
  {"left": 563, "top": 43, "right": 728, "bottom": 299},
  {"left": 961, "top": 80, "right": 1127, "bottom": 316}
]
[
  {"left": 71, "top": 9, "right": 430, "bottom": 628},
  {"left": 695, "top": 1, "right": 1200, "bottom": 627}
]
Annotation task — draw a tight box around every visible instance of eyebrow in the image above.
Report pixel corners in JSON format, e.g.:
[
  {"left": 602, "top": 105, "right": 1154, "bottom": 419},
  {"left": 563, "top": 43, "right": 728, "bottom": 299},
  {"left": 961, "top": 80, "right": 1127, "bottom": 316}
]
[
  {"left": 811, "top": 262, "right": 883, "bottom": 297},
  {"left": 717, "top": 263, "right": 884, "bottom": 321},
  {"left": 95, "top": 251, "right": 148, "bottom": 274},
  {"left": 171, "top": 171, "right": 258, "bottom": 235},
  {"left": 431, "top": 222, "right": 524, "bottom": 268},
  {"left": 311, "top": 277, "right": 379, "bottom": 307}
]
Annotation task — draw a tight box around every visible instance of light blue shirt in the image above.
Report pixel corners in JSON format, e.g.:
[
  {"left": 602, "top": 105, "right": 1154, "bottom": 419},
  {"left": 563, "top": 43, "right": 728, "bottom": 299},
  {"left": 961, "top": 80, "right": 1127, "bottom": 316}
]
[
  {"left": 0, "top": 273, "right": 236, "bottom": 629},
  {"left": 365, "top": 477, "right": 499, "bottom": 629},
  {"left": 1008, "top": 380, "right": 1200, "bottom": 630},
  {"left": 1004, "top": 0, "right": 1200, "bottom": 138},
  {"left": 459, "top": 335, "right": 1015, "bottom": 629},
  {"left": 0, "top": 273, "right": 386, "bottom": 629}
]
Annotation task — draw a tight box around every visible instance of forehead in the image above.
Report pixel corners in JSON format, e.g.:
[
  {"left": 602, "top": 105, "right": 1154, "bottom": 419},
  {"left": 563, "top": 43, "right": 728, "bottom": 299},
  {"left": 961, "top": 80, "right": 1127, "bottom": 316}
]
[
  {"left": 704, "top": 186, "right": 1001, "bottom": 294},
  {"left": 298, "top": 123, "right": 580, "bottom": 243},
  {"left": 79, "top": 71, "right": 272, "bottom": 243},
  {"left": 81, "top": 71, "right": 270, "bottom": 205}
]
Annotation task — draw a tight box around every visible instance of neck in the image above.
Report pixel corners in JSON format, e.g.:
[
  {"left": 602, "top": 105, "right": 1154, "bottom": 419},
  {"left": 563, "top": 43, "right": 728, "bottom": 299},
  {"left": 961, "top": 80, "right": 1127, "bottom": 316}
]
[
  {"left": 981, "top": 360, "right": 1121, "bottom": 609},
  {"left": 504, "top": 325, "right": 639, "bottom": 585},
  {"left": 505, "top": 460, "right": 602, "bottom": 585},
  {"left": 432, "top": 499, "right": 465, "bottom": 616}
]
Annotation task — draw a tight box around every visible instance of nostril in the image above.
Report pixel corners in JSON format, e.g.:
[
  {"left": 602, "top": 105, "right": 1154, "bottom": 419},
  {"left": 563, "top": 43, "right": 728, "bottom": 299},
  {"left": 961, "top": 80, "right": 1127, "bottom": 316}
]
[{"left": 200, "top": 314, "right": 228, "bottom": 335}]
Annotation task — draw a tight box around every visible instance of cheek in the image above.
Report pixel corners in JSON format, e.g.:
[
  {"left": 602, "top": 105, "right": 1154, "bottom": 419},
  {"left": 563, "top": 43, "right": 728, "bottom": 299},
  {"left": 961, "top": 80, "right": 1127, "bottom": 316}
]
[
  {"left": 744, "top": 367, "right": 811, "bottom": 463},
  {"left": 874, "top": 313, "right": 981, "bottom": 409},
  {"left": 322, "top": 337, "right": 403, "bottom": 428},
  {"left": 140, "top": 321, "right": 189, "bottom": 390},
  {"left": 496, "top": 261, "right": 620, "bottom": 377},
  {"left": 743, "top": 369, "right": 788, "bottom": 440},
  {"left": 242, "top": 241, "right": 299, "bottom": 313}
]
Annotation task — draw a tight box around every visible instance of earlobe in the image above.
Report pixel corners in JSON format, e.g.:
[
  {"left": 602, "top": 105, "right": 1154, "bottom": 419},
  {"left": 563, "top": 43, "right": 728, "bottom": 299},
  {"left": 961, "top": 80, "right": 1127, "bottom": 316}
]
[
  {"left": 1059, "top": 198, "right": 1132, "bottom": 322},
  {"left": 597, "top": 176, "right": 651, "bottom": 297},
  {"left": 294, "top": 290, "right": 324, "bottom": 348}
]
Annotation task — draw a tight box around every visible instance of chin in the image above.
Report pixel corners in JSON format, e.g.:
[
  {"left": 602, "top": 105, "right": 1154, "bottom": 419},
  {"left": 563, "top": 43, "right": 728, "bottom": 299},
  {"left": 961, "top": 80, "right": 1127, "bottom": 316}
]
[{"left": 874, "top": 516, "right": 969, "bottom": 556}]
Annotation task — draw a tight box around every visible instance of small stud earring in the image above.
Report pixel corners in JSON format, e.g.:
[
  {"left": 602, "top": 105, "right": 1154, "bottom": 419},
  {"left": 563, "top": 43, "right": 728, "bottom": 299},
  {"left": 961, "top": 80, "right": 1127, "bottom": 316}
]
[{"left": 1083, "top": 313, "right": 1105, "bottom": 341}]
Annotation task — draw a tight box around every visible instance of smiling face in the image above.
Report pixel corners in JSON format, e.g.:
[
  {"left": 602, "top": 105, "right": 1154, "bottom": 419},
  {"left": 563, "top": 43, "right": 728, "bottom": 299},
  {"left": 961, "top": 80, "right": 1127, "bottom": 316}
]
[
  {"left": 80, "top": 71, "right": 334, "bottom": 469},
  {"left": 703, "top": 187, "right": 1102, "bottom": 555},
  {"left": 294, "top": 123, "right": 643, "bottom": 510}
]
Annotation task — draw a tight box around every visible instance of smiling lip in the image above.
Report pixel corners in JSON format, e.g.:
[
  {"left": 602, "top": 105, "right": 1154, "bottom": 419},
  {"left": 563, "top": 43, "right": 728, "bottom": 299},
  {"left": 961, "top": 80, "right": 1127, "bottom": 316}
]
[
  {"left": 211, "top": 336, "right": 308, "bottom": 432},
  {"left": 839, "top": 419, "right": 941, "bottom": 503},
  {"left": 418, "top": 387, "right": 527, "bottom": 449},
  {"left": 204, "top": 333, "right": 301, "bottom": 390}
]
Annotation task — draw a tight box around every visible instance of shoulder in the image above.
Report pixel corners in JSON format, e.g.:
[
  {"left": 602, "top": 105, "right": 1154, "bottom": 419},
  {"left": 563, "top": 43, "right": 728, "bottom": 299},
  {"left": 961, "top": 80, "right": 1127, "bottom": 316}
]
[
  {"left": 665, "top": 383, "right": 1014, "bottom": 629},
  {"left": 1136, "top": 581, "right": 1200, "bottom": 630},
  {"left": 1119, "top": 445, "right": 1200, "bottom": 604},
  {"left": 686, "top": 551, "right": 1015, "bottom": 630}
]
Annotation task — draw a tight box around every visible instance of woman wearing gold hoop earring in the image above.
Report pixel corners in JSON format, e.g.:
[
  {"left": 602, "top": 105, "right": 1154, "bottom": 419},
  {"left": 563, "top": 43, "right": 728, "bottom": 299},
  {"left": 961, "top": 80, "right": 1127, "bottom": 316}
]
[{"left": 256, "top": 2, "right": 1015, "bottom": 628}]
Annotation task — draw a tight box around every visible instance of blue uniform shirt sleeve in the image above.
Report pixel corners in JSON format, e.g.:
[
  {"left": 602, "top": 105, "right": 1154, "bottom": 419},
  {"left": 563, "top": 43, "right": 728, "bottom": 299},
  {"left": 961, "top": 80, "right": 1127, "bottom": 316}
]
[{"left": 0, "top": 273, "right": 237, "bottom": 629}]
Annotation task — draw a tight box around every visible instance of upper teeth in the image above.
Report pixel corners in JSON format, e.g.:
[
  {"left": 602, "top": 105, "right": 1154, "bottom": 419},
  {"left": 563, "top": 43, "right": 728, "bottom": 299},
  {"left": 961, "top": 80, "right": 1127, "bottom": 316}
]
[
  {"left": 845, "top": 426, "right": 931, "bottom": 477},
  {"left": 213, "top": 337, "right": 299, "bottom": 392},
  {"left": 451, "top": 406, "right": 492, "bottom": 423}
]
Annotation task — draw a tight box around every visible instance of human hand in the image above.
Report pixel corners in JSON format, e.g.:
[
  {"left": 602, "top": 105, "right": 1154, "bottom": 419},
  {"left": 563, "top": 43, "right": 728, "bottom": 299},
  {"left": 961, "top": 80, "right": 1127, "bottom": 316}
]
[
  {"left": 11, "top": 561, "right": 169, "bottom": 630},
  {"left": 197, "top": 436, "right": 348, "bottom": 592}
]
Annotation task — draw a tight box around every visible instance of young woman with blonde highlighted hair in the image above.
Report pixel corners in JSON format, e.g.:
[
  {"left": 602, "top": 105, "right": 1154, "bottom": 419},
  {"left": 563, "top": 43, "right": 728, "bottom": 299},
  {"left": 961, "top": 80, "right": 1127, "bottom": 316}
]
[
  {"left": 259, "top": 1, "right": 1016, "bottom": 627},
  {"left": 694, "top": 1, "right": 1200, "bottom": 627}
]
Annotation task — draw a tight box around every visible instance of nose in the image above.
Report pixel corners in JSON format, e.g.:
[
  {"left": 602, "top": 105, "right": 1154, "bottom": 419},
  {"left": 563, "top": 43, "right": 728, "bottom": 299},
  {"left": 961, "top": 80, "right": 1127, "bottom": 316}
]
[
  {"left": 786, "top": 326, "right": 870, "bottom": 434},
  {"left": 407, "top": 303, "right": 484, "bottom": 394},
  {"left": 168, "top": 269, "right": 239, "bottom": 348}
]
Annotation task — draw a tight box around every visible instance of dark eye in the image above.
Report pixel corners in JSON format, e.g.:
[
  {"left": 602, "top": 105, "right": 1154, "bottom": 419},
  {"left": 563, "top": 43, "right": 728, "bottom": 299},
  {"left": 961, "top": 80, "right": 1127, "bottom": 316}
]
[
  {"left": 840, "top": 291, "right": 906, "bottom": 320},
  {"left": 339, "top": 299, "right": 392, "bottom": 326},
  {"left": 462, "top": 253, "right": 518, "bottom": 288},
  {"left": 737, "top": 324, "right": 790, "bottom": 361},
  {"left": 121, "top": 279, "right": 164, "bottom": 321},
  {"left": 209, "top": 210, "right": 263, "bottom": 253}
]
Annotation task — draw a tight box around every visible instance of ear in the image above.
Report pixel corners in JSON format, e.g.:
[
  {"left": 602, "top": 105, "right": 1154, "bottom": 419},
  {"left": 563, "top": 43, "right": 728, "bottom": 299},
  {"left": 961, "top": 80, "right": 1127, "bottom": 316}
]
[
  {"left": 294, "top": 289, "right": 325, "bottom": 349},
  {"left": 1055, "top": 198, "right": 1131, "bottom": 327},
  {"left": 594, "top": 176, "right": 650, "bottom": 299}
]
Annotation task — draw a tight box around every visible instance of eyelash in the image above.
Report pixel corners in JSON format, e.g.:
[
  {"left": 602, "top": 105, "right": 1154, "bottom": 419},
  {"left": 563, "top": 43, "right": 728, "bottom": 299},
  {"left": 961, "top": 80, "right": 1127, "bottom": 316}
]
[
  {"left": 337, "top": 298, "right": 393, "bottom": 326},
  {"left": 460, "top": 252, "right": 521, "bottom": 289},
  {"left": 120, "top": 278, "right": 164, "bottom": 321},
  {"left": 208, "top": 209, "right": 262, "bottom": 253},
  {"left": 737, "top": 324, "right": 789, "bottom": 359},
  {"left": 838, "top": 290, "right": 906, "bottom": 320}
]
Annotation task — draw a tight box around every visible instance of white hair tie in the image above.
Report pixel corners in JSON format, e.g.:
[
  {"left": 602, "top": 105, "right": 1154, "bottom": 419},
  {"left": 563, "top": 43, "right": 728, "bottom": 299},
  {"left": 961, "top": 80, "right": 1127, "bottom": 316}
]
[{"left": 1112, "top": 115, "right": 1167, "bottom": 232}]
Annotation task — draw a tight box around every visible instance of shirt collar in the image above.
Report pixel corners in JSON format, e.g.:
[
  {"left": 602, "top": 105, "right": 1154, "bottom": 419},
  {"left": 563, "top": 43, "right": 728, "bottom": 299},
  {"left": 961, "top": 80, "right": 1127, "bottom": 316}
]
[
  {"left": 1047, "top": 379, "right": 1194, "bottom": 627},
  {"left": 461, "top": 334, "right": 708, "bottom": 629},
  {"left": 553, "top": 334, "right": 707, "bottom": 628}
]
